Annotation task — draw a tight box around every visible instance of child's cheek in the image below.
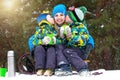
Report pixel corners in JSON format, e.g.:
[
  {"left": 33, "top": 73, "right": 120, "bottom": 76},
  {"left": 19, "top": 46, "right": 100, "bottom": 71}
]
[
  {"left": 47, "top": 17, "right": 54, "bottom": 24},
  {"left": 65, "top": 15, "right": 72, "bottom": 23}
]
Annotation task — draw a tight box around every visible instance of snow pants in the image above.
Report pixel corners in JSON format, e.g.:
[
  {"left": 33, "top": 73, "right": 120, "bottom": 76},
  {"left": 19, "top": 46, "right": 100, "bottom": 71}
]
[
  {"left": 63, "top": 47, "right": 88, "bottom": 72},
  {"left": 34, "top": 45, "right": 56, "bottom": 71},
  {"left": 55, "top": 44, "right": 69, "bottom": 66}
]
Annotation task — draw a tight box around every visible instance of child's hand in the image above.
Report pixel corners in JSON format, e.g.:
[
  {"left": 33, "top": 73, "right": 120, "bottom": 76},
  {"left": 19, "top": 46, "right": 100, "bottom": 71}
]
[
  {"left": 68, "top": 6, "right": 75, "bottom": 11},
  {"left": 66, "top": 26, "right": 72, "bottom": 39},
  {"left": 42, "top": 36, "right": 51, "bottom": 45},
  {"left": 66, "top": 32, "right": 72, "bottom": 39},
  {"left": 83, "top": 44, "right": 93, "bottom": 59},
  {"left": 60, "top": 27, "right": 65, "bottom": 38}
]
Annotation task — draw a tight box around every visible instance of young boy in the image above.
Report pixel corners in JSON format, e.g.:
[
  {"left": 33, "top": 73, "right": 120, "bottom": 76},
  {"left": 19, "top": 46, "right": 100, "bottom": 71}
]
[
  {"left": 66, "top": 6, "right": 94, "bottom": 57},
  {"left": 63, "top": 6, "right": 94, "bottom": 76},
  {"left": 32, "top": 11, "right": 57, "bottom": 76}
]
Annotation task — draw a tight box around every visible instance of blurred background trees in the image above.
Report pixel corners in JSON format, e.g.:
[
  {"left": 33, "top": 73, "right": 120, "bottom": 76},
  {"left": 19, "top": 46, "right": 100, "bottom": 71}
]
[{"left": 0, "top": 0, "right": 120, "bottom": 70}]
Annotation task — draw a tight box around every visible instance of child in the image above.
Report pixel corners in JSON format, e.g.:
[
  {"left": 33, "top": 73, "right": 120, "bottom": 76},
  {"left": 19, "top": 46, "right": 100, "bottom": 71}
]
[
  {"left": 66, "top": 6, "right": 94, "bottom": 57},
  {"left": 63, "top": 7, "right": 94, "bottom": 76},
  {"left": 32, "top": 11, "right": 57, "bottom": 76}
]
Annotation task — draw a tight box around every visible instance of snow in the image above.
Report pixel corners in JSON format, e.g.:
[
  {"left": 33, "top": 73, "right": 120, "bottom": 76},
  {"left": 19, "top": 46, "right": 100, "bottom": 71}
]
[{"left": 0, "top": 69, "right": 120, "bottom": 80}]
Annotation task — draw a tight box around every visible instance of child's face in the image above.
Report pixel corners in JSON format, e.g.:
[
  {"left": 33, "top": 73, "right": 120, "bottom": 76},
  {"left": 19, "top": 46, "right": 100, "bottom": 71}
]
[
  {"left": 65, "top": 15, "right": 73, "bottom": 24},
  {"left": 54, "top": 13, "right": 66, "bottom": 26},
  {"left": 46, "top": 15, "right": 54, "bottom": 24}
]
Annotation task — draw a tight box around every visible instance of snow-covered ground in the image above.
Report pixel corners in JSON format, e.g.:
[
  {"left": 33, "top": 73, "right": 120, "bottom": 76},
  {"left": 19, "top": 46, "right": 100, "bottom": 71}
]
[{"left": 0, "top": 69, "right": 120, "bottom": 80}]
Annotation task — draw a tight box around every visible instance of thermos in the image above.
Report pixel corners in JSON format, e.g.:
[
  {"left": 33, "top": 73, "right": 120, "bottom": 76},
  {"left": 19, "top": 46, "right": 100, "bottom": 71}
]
[{"left": 7, "top": 50, "right": 15, "bottom": 77}]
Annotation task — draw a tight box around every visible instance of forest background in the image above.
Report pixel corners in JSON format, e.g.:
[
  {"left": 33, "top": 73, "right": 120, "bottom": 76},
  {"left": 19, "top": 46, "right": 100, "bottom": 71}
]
[{"left": 0, "top": 0, "right": 120, "bottom": 71}]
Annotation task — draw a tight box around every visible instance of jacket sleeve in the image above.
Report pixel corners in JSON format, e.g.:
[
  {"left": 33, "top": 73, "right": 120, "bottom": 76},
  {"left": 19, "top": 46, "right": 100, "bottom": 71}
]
[
  {"left": 28, "top": 35, "right": 35, "bottom": 53},
  {"left": 87, "top": 35, "right": 94, "bottom": 49},
  {"left": 32, "top": 29, "right": 43, "bottom": 46}
]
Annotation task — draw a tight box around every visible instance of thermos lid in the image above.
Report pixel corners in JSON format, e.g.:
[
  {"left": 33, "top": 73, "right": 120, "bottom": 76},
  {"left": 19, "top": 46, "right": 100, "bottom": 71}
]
[{"left": 7, "top": 50, "right": 14, "bottom": 56}]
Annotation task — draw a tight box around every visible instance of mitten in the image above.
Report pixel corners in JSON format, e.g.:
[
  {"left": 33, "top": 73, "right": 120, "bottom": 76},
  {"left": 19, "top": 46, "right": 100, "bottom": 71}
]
[
  {"left": 84, "top": 44, "right": 93, "bottom": 59},
  {"left": 60, "top": 27, "right": 65, "bottom": 38},
  {"left": 65, "top": 26, "right": 72, "bottom": 39},
  {"left": 85, "top": 44, "right": 93, "bottom": 54},
  {"left": 42, "top": 36, "right": 51, "bottom": 45}
]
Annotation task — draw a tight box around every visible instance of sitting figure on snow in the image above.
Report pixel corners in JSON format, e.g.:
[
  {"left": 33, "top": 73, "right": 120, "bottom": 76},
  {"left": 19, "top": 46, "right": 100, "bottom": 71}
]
[
  {"left": 32, "top": 11, "right": 57, "bottom": 76},
  {"left": 63, "top": 6, "right": 94, "bottom": 76}
]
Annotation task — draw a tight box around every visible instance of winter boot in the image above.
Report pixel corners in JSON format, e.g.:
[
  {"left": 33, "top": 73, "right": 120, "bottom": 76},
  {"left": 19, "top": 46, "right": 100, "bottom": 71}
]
[
  {"left": 78, "top": 69, "right": 90, "bottom": 76},
  {"left": 44, "top": 69, "right": 53, "bottom": 76},
  {"left": 36, "top": 69, "right": 44, "bottom": 76},
  {"left": 55, "top": 64, "right": 72, "bottom": 76}
]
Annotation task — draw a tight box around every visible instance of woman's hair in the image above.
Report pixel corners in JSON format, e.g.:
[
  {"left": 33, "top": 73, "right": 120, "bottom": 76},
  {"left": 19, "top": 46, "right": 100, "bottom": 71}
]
[
  {"left": 52, "top": 4, "right": 67, "bottom": 37},
  {"left": 53, "top": 22, "right": 60, "bottom": 37}
]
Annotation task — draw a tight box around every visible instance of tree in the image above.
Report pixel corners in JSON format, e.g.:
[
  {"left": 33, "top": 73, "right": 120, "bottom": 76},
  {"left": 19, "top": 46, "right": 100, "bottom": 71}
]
[{"left": 0, "top": 0, "right": 120, "bottom": 70}]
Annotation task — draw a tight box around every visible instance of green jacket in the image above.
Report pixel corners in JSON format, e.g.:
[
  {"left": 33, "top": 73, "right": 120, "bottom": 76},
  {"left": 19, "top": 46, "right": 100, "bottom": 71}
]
[
  {"left": 32, "top": 20, "right": 57, "bottom": 46},
  {"left": 67, "top": 22, "right": 89, "bottom": 49}
]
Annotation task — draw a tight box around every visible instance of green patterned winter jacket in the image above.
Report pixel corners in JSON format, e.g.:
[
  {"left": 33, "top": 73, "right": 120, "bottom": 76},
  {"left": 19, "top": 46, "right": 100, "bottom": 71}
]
[
  {"left": 32, "top": 20, "right": 58, "bottom": 46},
  {"left": 67, "top": 22, "right": 90, "bottom": 49}
]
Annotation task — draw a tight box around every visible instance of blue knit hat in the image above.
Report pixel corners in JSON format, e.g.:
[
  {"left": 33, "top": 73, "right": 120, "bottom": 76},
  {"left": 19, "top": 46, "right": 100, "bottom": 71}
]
[
  {"left": 37, "top": 13, "right": 49, "bottom": 24},
  {"left": 52, "top": 4, "right": 67, "bottom": 17}
]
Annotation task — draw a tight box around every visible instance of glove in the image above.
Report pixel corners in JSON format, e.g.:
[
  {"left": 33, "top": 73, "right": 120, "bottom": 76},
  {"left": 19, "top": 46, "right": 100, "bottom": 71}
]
[
  {"left": 42, "top": 36, "right": 51, "bottom": 45},
  {"left": 82, "top": 44, "right": 93, "bottom": 59},
  {"left": 60, "top": 27, "right": 65, "bottom": 38},
  {"left": 85, "top": 44, "right": 93, "bottom": 54},
  {"left": 66, "top": 26, "right": 72, "bottom": 39}
]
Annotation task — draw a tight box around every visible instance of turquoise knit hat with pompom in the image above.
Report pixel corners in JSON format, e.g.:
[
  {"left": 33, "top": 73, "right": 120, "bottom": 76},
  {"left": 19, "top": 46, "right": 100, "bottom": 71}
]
[{"left": 52, "top": 4, "right": 67, "bottom": 17}]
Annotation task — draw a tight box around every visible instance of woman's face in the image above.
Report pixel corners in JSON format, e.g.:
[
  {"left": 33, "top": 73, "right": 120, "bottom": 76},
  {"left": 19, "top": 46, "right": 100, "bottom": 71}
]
[{"left": 54, "top": 13, "right": 66, "bottom": 26}]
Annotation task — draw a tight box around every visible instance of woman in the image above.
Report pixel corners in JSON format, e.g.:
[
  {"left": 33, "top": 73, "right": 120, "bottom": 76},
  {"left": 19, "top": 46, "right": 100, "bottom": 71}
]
[{"left": 52, "top": 4, "right": 72, "bottom": 76}]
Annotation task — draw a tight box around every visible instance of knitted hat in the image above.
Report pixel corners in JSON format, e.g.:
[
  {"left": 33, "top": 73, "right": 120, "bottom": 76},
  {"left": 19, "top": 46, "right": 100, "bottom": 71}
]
[
  {"left": 67, "top": 9, "right": 84, "bottom": 22},
  {"left": 52, "top": 4, "right": 67, "bottom": 17},
  {"left": 67, "top": 6, "right": 87, "bottom": 22},
  {"left": 37, "top": 10, "right": 50, "bottom": 23},
  {"left": 79, "top": 6, "right": 87, "bottom": 14},
  {"left": 37, "top": 13, "right": 48, "bottom": 24}
]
